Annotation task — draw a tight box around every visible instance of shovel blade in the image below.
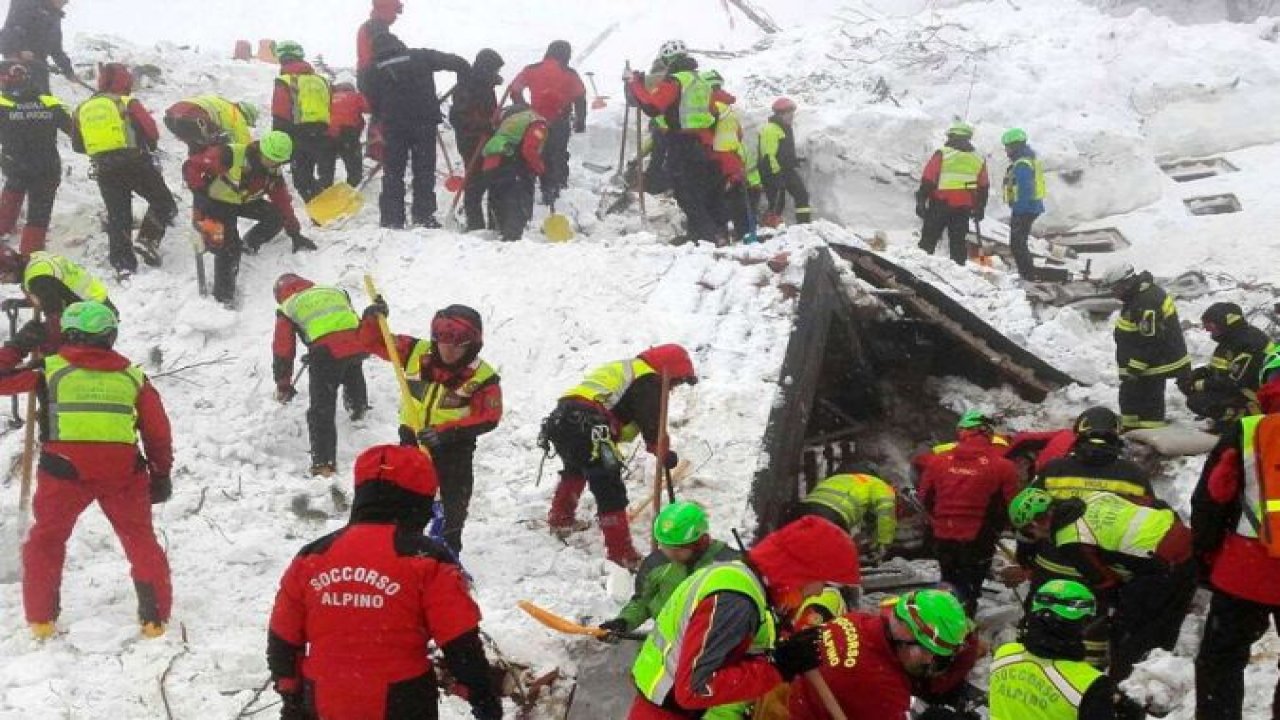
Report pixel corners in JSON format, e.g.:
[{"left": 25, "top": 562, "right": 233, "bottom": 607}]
[
  {"left": 444, "top": 175, "right": 465, "bottom": 193},
  {"left": 307, "top": 183, "right": 364, "bottom": 226},
  {"left": 542, "top": 213, "right": 574, "bottom": 242}
]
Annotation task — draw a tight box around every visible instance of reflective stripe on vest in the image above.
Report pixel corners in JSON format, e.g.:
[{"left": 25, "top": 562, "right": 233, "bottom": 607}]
[
  {"left": 398, "top": 340, "right": 498, "bottom": 430},
  {"left": 0, "top": 94, "right": 62, "bottom": 111},
  {"left": 1236, "top": 414, "right": 1280, "bottom": 550},
  {"left": 44, "top": 355, "right": 144, "bottom": 443},
  {"left": 278, "top": 286, "right": 358, "bottom": 345},
  {"left": 989, "top": 642, "right": 1101, "bottom": 720},
  {"left": 673, "top": 71, "right": 715, "bottom": 130},
  {"left": 937, "top": 147, "right": 983, "bottom": 191},
  {"left": 483, "top": 109, "right": 537, "bottom": 158},
  {"left": 207, "top": 144, "right": 266, "bottom": 205},
  {"left": 192, "top": 95, "right": 251, "bottom": 145},
  {"left": 1055, "top": 491, "right": 1174, "bottom": 558},
  {"left": 562, "top": 358, "right": 655, "bottom": 411},
  {"left": 282, "top": 73, "right": 331, "bottom": 125},
  {"left": 23, "top": 252, "right": 108, "bottom": 303},
  {"left": 1042, "top": 476, "right": 1149, "bottom": 501},
  {"left": 76, "top": 94, "right": 136, "bottom": 156},
  {"left": 631, "top": 561, "right": 776, "bottom": 704},
  {"left": 1003, "top": 156, "right": 1046, "bottom": 204},
  {"left": 712, "top": 103, "right": 741, "bottom": 153}
]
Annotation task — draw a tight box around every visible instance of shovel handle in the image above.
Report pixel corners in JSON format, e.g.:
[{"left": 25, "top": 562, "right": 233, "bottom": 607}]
[{"left": 805, "top": 670, "right": 849, "bottom": 720}]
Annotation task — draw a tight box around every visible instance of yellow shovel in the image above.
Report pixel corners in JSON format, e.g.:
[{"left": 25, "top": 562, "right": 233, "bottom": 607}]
[
  {"left": 307, "top": 163, "right": 382, "bottom": 226},
  {"left": 541, "top": 202, "right": 574, "bottom": 242}
]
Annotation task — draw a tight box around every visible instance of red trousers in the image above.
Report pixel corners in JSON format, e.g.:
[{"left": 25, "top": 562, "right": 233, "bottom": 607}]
[
  {"left": 23, "top": 459, "right": 172, "bottom": 624},
  {"left": 628, "top": 697, "right": 693, "bottom": 719}
]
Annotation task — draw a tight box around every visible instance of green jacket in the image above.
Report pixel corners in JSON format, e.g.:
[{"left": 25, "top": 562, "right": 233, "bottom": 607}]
[{"left": 616, "top": 540, "right": 740, "bottom": 632}]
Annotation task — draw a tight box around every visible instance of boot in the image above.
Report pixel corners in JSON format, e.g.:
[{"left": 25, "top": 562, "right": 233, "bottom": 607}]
[
  {"left": 18, "top": 225, "right": 46, "bottom": 254},
  {"left": 598, "top": 510, "right": 642, "bottom": 570},
  {"left": 547, "top": 473, "right": 586, "bottom": 530},
  {"left": 0, "top": 189, "right": 22, "bottom": 236}
]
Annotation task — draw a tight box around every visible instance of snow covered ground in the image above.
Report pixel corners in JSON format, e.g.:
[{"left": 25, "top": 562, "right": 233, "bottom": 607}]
[{"left": 1, "top": 0, "right": 1280, "bottom": 717}]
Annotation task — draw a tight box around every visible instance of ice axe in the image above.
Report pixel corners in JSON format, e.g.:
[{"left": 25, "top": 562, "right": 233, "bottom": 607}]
[
  {"left": 517, "top": 600, "right": 646, "bottom": 641},
  {"left": 586, "top": 72, "right": 608, "bottom": 110}
]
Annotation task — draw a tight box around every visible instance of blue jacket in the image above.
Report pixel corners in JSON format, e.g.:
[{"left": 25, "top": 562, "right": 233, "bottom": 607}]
[{"left": 1005, "top": 146, "right": 1045, "bottom": 216}]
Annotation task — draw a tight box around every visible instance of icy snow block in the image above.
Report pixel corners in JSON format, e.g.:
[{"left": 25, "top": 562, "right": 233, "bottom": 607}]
[
  {"left": 1160, "top": 157, "right": 1238, "bottom": 183},
  {"left": 1184, "top": 193, "right": 1242, "bottom": 216}
]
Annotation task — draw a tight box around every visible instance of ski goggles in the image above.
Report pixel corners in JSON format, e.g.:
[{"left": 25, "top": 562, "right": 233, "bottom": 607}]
[{"left": 431, "top": 316, "right": 479, "bottom": 346}]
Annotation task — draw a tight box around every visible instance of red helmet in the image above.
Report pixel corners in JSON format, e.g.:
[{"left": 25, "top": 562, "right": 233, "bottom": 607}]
[
  {"left": 272, "top": 273, "right": 313, "bottom": 303},
  {"left": 431, "top": 304, "right": 482, "bottom": 346},
  {"left": 0, "top": 244, "right": 24, "bottom": 278},
  {"left": 354, "top": 444, "right": 438, "bottom": 498},
  {"left": 638, "top": 344, "right": 697, "bottom": 385},
  {"left": 97, "top": 62, "right": 134, "bottom": 94},
  {"left": 772, "top": 97, "right": 797, "bottom": 114},
  {"left": 0, "top": 61, "right": 29, "bottom": 91}
]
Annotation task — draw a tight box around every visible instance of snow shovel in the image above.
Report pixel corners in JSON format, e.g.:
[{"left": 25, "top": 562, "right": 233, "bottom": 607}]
[
  {"left": 15, "top": 309, "right": 40, "bottom": 553},
  {"left": 307, "top": 163, "right": 383, "bottom": 227},
  {"left": 542, "top": 202, "right": 574, "bottom": 242},
  {"left": 586, "top": 72, "right": 608, "bottom": 110},
  {"left": 362, "top": 275, "right": 432, "bottom": 463},
  {"left": 517, "top": 601, "right": 645, "bottom": 641},
  {"left": 436, "top": 134, "right": 464, "bottom": 193}
]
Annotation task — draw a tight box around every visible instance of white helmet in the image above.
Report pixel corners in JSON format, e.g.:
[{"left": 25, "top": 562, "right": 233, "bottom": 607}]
[
  {"left": 659, "top": 39, "right": 688, "bottom": 60},
  {"left": 1100, "top": 262, "right": 1136, "bottom": 287}
]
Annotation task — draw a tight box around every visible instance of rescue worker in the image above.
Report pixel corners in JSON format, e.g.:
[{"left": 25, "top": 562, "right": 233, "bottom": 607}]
[
  {"left": 793, "top": 461, "right": 897, "bottom": 564},
  {"left": 0, "top": 245, "right": 113, "bottom": 368},
  {"left": 0, "top": 301, "right": 173, "bottom": 639},
  {"left": 449, "top": 48, "right": 504, "bottom": 232},
  {"left": 598, "top": 501, "right": 739, "bottom": 639},
  {"left": 1032, "top": 406, "right": 1154, "bottom": 503},
  {"left": 0, "top": 61, "right": 68, "bottom": 254},
  {"left": 1102, "top": 264, "right": 1190, "bottom": 429},
  {"left": 786, "top": 589, "right": 973, "bottom": 720},
  {"left": 913, "top": 410, "right": 1020, "bottom": 614},
  {"left": 320, "top": 81, "right": 368, "bottom": 188},
  {"left": 708, "top": 75, "right": 761, "bottom": 243},
  {"left": 365, "top": 33, "right": 468, "bottom": 229},
  {"left": 271, "top": 41, "right": 331, "bottom": 202},
  {"left": 359, "top": 299, "right": 501, "bottom": 555},
  {"left": 272, "top": 274, "right": 369, "bottom": 477},
  {"left": 71, "top": 62, "right": 176, "bottom": 273},
  {"left": 758, "top": 97, "right": 811, "bottom": 227},
  {"left": 916, "top": 122, "right": 988, "bottom": 265},
  {"left": 182, "top": 130, "right": 317, "bottom": 306},
  {"left": 0, "top": 0, "right": 73, "bottom": 93},
  {"left": 1001, "top": 127, "right": 1046, "bottom": 281},
  {"left": 1190, "top": 350, "right": 1280, "bottom": 719},
  {"left": 1180, "top": 301, "right": 1274, "bottom": 428},
  {"left": 989, "top": 580, "right": 1146, "bottom": 720},
  {"left": 628, "top": 515, "right": 860, "bottom": 719},
  {"left": 267, "top": 444, "right": 502, "bottom": 720},
  {"left": 542, "top": 344, "right": 696, "bottom": 569},
  {"left": 627, "top": 50, "right": 735, "bottom": 246},
  {"left": 355, "top": 0, "right": 401, "bottom": 92},
  {"left": 479, "top": 102, "right": 547, "bottom": 242},
  {"left": 1010, "top": 488, "right": 1195, "bottom": 681},
  {"left": 509, "top": 40, "right": 587, "bottom": 206},
  {"left": 163, "top": 95, "right": 256, "bottom": 155}
]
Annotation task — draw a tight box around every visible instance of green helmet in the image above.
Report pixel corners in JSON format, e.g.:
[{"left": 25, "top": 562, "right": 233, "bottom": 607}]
[
  {"left": 260, "top": 130, "right": 294, "bottom": 163},
  {"left": 274, "top": 40, "right": 305, "bottom": 61},
  {"left": 892, "top": 589, "right": 968, "bottom": 656},
  {"left": 956, "top": 410, "right": 992, "bottom": 430},
  {"left": 1001, "top": 128, "right": 1027, "bottom": 145},
  {"left": 237, "top": 101, "right": 260, "bottom": 127},
  {"left": 61, "top": 301, "right": 118, "bottom": 336},
  {"left": 1031, "top": 579, "right": 1096, "bottom": 622},
  {"left": 653, "top": 501, "right": 709, "bottom": 546},
  {"left": 1009, "top": 487, "right": 1053, "bottom": 528},
  {"left": 1261, "top": 349, "right": 1280, "bottom": 385},
  {"left": 947, "top": 121, "right": 974, "bottom": 138}
]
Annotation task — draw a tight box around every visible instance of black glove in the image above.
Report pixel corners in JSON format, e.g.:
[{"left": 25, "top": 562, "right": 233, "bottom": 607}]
[
  {"left": 10, "top": 319, "right": 45, "bottom": 351},
  {"left": 772, "top": 626, "right": 822, "bottom": 681},
  {"left": 598, "top": 617, "right": 629, "bottom": 643},
  {"left": 469, "top": 694, "right": 503, "bottom": 720},
  {"left": 0, "top": 298, "right": 32, "bottom": 313},
  {"left": 278, "top": 692, "right": 307, "bottom": 720},
  {"left": 915, "top": 198, "right": 928, "bottom": 220},
  {"left": 288, "top": 230, "right": 317, "bottom": 253},
  {"left": 363, "top": 296, "right": 389, "bottom": 319},
  {"left": 149, "top": 473, "right": 172, "bottom": 504},
  {"left": 398, "top": 425, "right": 418, "bottom": 447},
  {"left": 663, "top": 450, "right": 679, "bottom": 470}
]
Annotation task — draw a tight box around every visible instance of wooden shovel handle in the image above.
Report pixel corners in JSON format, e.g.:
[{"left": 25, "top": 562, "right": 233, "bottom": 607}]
[{"left": 804, "top": 670, "right": 848, "bottom": 720}]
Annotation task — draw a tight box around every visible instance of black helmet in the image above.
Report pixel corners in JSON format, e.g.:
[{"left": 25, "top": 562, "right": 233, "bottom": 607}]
[
  {"left": 1201, "top": 302, "right": 1244, "bottom": 339},
  {"left": 1073, "top": 406, "right": 1120, "bottom": 438},
  {"left": 1072, "top": 406, "right": 1123, "bottom": 463}
]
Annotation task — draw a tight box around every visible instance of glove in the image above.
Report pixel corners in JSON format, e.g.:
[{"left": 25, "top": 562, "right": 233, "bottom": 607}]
[
  {"left": 663, "top": 450, "right": 679, "bottom": 470},
  {"left": 149, "top": 473, "right": 172, "bottom": 504},
  {"left": 275, "top": 384, "right": 297, "bottom": 404},
  {"left": 627, "top": 69, "right": 645, "bottom": 84},
  {"left": 469, "top": 694, "right": 503, "bottom": 720},
  {"left": 574, "top": 119, "right": 586, "bottom": 134},
  {"left": 915, "top": 198, "right": 929, "bottom": 220},
  {"left": 0, "top": 298, "right": 32, "bottom": 313},
  {"left": 417, "top": 427, "right": 446, "bottom": 450},
  {"left": 597, "top": 617, "right": 629, "bottom": 643},
  {"left": 10, "top": 318, "right": 45, "bottom": 351},
  {"left": 288, "top": 230, "right": 317, "bottom": 253},
  {"left": 363, "top": 295, "right": 389, "bottom": 319},
  {"left": 772, "top": 626, "right": 822, "bottom": 681}
]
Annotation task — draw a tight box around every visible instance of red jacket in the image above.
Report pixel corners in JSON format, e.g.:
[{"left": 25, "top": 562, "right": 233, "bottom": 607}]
[
  {"left": 71, "top": 95, "right": 159, "bottom": 153},
  {"left": 0, "top": 345, "right": 172, "bottom": 476},
  {"left": 915, "top": 433, "right": 1020, "bottom": 542},
  {"left": 1009, "top": 428, "right": 1075, "bottom": 472},
  {"left": 356, "top": 14, "right": 396, "bottom": 75},
  {"left": 328, "top": 87, "right": 369, "bottom": 135},
  {"left": 789, "top": 611, "right": 912, "bottom": 720},
  {"left": 183, "top": 143, "right": 301, "bottom": 233},
  {"left": 920, "top": 146, "right": 989, "bottom": 209},
  {"left": 508, "top": 58, "right": 585, "bottom": 122},
  {"left": 627, "top": 74, "right": 736, "bottom": 147},
  {"left": 1204, "top": 447, "right": 1280, "bottom": 605},
  {"left": 481, "top": 116, "right": 547, "bottom": 174},
  {"left": 272, "top": 59, "right": 322, "bottom": 129}
]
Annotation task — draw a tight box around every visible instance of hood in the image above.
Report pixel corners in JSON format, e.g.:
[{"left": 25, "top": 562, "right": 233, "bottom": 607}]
[
  {"left": 1024, "top": 613, "right": 1087, "bottom": 661},
  {"left": 473, "top": 48, "right": 504, "bottom": 84},
  {"left": 638, "top": 344, "right": 696, "bottom": 384},
  {"left": 58, "top": 345, "right": 132, "bottom": 371},
  {"left": 279, "top": 59, "right": 316, "bottom": 76},
  {"left": 545, "top": 40, "right": 572, "bottom": 65},
  {"left": 350, "top": 445, "right": 437, "bottom": 530},
  {"left": 748, "top": 516, "right": 860, "bottom": 594},
  {"left": 951, "top": 430, "right": 995, "bottom": 458}
]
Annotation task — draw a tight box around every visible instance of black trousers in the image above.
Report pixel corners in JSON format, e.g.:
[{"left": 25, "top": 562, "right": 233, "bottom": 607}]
[
  {"left": 540, "top": 116, "right": 572, "bottom": 199},
  {"left": 486, "top": 162, "right": 534, "bottom": 242},
  {"left": 764, "top": 167, "right": 811, "bottom": 222},
  {"left": 202, "top": 198, "right": 284, "bottom": 304},
  {"left": 1119, "top": 374, "right": 1169, "bottom": 429},
  {"left": 546, "top": 401, "right": 628, "bottom": 514},
  {"left": 1110, "top": 561, "right": 1195, "bottom": 681},
  {"left": 2, "top": 171, "right": 58, "bottom": 229},
  {"left": 919, "top": 204, "right": 971, "bottom": 265},
  {"left": 305, "top": 349, "right": 367, "bottom": 467},
  {"left": 666, "top": 133, "right": 721, "bottom": 244},
  {"left": 432, "top": 441, "right": 477, "bottom": 554},
  {"left": 720, "top": 182, "right": 759, "bottom": 242},
  {"left": 1186, "top": 387, "right": 1249, "bottom": 423},
  {"left": 94, "top": 152, "right": 177, "bottom": 273},
  {"left": 287, "top": 127, "right": 330, "bottom": 202},
  {"left": 934, "top": 539, "right": 994, "bottom": 616},
  {"left": 1008, "top": 213, "right": 1038, "bottom": 279},
  {"left": 319, "top": 128, "right": 363, "bottom": 189},
  {"left": 1196, "top": 591, "right": 1280, "bottom": 720},
  {"left": 455, "top": 132, "right": 487, "bottom": 231},
  {"left": 380, "top": 122, "right": 438, "bottom": 227}
]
